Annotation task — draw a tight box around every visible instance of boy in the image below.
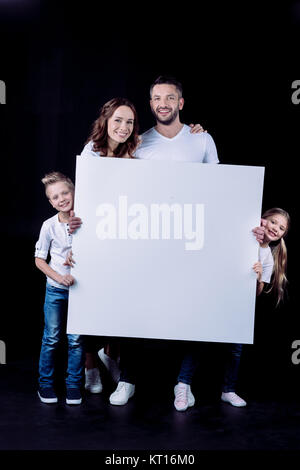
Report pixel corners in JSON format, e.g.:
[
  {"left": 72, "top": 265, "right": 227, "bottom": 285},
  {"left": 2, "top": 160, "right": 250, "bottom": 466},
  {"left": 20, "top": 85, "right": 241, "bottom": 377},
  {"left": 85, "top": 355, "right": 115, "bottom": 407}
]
[{"left": 35, "top": 172, "right": 84, "bottom": 404}]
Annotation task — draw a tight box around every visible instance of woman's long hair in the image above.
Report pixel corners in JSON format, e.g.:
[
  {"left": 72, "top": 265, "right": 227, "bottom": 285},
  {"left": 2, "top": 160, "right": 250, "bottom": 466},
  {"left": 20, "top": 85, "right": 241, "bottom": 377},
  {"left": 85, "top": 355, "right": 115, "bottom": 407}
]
[
  {"left": 87, "top": 97, "right": 139, "bottom": 158},
  {"left": 262, "top": 207, "right": 290, "bottom": 305}
]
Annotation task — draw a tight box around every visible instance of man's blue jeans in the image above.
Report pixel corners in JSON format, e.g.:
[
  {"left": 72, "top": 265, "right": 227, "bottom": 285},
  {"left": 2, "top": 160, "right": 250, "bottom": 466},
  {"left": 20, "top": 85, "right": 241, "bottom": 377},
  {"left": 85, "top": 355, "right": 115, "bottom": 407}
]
[{"left": 38, "top": 284, "right": 84, "bottom": 389}]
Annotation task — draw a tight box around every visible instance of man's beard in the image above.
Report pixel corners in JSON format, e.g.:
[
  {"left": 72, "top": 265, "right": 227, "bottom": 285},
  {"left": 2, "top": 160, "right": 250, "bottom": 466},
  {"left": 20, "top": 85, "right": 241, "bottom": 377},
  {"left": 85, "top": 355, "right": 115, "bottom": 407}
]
[{"left": 151, "top": 106, "right": 179, "bottom": 126}]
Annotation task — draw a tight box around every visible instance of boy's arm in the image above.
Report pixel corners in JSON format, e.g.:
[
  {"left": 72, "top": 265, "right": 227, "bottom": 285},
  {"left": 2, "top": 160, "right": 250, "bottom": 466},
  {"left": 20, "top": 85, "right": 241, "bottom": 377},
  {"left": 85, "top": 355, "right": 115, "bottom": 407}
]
[
  {"left": 69, "top": 210, "right": 82, "bottom": 234},
  {"left": 35, "top": 257, "right": 75, "bottom": 287}
]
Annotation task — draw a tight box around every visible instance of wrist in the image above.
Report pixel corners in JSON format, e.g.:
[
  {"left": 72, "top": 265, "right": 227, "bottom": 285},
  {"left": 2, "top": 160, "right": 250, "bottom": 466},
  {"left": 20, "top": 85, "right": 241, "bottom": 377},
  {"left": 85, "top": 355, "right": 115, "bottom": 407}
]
[{"left": 55, "top": 273, "right": 64, "bottom": 284}]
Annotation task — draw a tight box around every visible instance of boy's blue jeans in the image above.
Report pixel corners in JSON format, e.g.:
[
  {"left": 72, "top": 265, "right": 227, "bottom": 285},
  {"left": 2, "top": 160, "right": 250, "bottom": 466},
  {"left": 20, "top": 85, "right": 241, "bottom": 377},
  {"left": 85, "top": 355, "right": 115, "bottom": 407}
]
[{"left": 38, "top": 284, "right": 84, "bottom": 389}]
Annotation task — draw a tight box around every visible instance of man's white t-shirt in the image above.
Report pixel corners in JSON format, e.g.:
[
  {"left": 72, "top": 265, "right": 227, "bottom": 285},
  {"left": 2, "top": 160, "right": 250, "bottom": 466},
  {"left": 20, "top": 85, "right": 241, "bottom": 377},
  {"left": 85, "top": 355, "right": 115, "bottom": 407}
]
[
  {"left": 80, "top": 125, "right": 219, "bottom": 164},
  {"left": 35, "top": 214, "right": 73, "bottom": 290},
  {"left": 134, "top": 124, "right": 219, "bottom": 163},
  {"left": 259, "top": 246, "right": 274, "bottom": 284}
]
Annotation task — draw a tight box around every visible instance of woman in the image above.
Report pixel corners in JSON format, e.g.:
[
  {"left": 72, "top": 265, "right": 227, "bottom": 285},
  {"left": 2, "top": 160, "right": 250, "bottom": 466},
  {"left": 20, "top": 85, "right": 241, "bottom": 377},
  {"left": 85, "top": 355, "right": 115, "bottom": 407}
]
[
  {"left": 79, "top": 98, "right": 139, "bottom": 393},
  {"left": 81, "top": 97, "right": 140, "bottom": 159},
  {"left": 69, "top": 97, "right": 205, "bottom": 395}
]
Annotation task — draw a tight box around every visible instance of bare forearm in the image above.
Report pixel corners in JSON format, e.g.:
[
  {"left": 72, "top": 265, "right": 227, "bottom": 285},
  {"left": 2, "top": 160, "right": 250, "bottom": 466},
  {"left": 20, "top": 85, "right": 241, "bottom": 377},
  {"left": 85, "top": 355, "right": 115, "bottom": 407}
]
[
  {"left": 35, "top": 258, "right": 75, "bottom": 287},
  {"left": 35, "top": 257, "right": 63, "bottom": 284}
]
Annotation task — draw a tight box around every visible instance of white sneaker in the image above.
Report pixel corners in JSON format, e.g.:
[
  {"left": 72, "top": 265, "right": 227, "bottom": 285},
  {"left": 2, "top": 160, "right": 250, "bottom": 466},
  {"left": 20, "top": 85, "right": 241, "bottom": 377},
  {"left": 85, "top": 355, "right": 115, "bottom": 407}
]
[
  {"left": 85, "top": 368, "right": 103, "bottom": 394},
  {"left": 109, "top": 381, "right": 135, "bottom": 405},
  {"left": 98, "top": 348, "right": 121, "bottom": 383},
  {"left": 221, "top": 392, "right": 247, "bottom": 407},
  {"left": 174, "top": 382, "right": 195, "bottom": 411}
]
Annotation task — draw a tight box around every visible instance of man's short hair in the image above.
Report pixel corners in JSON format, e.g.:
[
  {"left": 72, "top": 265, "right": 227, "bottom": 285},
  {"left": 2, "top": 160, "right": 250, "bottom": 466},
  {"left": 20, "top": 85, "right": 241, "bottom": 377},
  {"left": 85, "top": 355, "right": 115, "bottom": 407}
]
[{"left": 150, "top": 75, "right": 183, "bottom": 98}]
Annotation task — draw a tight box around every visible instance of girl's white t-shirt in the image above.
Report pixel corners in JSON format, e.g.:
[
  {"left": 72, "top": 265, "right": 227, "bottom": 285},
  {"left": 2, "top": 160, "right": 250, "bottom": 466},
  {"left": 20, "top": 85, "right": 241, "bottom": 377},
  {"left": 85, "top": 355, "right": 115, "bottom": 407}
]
[{"left": 259, "top": 246, "right": 274, "bottom": 283}]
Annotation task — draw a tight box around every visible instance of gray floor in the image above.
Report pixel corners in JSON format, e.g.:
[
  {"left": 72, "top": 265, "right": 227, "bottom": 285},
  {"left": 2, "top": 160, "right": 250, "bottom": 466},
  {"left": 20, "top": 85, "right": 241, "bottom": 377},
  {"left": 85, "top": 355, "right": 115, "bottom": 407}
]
[{"left": 1, "top": 357, "right": 300, "bottom": 455}]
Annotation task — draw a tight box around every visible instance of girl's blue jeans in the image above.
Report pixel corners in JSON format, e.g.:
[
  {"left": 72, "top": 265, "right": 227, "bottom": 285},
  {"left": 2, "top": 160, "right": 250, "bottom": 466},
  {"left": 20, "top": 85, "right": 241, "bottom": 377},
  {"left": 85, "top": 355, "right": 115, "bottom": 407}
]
[{"left": 38, "top": 283, "right": 84, "bottom": 389}]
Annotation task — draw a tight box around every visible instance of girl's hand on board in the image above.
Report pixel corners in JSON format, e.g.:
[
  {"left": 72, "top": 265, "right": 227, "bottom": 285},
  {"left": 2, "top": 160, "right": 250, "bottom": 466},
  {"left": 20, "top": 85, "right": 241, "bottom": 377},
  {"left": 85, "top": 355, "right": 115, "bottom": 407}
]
[{"left": 253, "top": 261, "right": 263, "bottom": 281}]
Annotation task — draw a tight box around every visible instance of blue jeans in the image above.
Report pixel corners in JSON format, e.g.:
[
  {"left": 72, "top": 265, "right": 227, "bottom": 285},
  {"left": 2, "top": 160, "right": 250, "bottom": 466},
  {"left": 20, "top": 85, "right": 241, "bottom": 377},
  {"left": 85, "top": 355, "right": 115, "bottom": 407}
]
[
  {"left": 38, "top": 284, "right": 84, "bottom": 389},
  {"left": 177, "top": 343, "right": 243, "bottom": 391},
  {"left": 177, "top": 345, "right": 200, "bottom": 385},
  {"left": 222, "top": 343, "right": 243, "bottom": 393}
]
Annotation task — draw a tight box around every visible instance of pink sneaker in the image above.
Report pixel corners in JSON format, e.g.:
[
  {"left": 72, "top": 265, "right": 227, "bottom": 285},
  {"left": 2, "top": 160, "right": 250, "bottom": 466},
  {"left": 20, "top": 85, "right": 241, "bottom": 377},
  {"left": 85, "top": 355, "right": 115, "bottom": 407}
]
[
  {"left": 174, "top": 382, "right": 195, "bottom": 411},
  {"left": 221, "top": 392, "right": 247, "bottom": 407}
]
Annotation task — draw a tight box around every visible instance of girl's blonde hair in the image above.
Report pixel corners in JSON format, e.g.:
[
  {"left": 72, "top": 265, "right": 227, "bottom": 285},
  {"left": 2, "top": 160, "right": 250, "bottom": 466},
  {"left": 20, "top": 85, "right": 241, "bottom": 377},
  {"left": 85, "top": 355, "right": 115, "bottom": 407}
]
[
  {"left": 41, "top": 172, "right": 74, "bottom": 196},
  {"left": 262, "top": 207, "right": 290, "bottom": 306}
]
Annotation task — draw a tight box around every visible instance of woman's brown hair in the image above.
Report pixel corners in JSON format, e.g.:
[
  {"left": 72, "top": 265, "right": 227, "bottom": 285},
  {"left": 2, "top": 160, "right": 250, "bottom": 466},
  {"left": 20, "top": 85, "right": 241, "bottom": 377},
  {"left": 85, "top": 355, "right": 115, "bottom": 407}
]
[{"left": 87, "top": 97, "right": 139, "bottom": 158}]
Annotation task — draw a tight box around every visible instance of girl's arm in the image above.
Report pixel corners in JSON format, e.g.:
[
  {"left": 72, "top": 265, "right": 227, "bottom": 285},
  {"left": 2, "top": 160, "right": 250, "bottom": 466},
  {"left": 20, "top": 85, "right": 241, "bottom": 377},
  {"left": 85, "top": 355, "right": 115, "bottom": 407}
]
[
  {"left": 35, "top": 257, "right": 75, "bottom": 287},
  {"left": 253, "top": 261, "right": 264, "bottom": 296}
]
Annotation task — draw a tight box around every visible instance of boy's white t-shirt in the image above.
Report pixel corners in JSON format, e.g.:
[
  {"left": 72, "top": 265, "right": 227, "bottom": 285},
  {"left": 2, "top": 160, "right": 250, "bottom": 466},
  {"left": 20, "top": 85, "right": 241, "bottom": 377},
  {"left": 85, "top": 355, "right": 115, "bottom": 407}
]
[
  {"left": 35, "top": 214, "right": 73, "bottom": 290},
  {"left": 134, "top": 125, "right": 219, "bottom": 163},
  {"left": 259, "top": 246, "right": 274, "bottom": 283}
]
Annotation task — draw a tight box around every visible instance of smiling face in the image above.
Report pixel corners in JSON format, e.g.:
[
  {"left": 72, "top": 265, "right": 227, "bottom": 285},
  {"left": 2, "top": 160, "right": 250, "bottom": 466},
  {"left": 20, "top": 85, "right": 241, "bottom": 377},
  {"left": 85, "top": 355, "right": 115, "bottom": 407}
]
[
  {"left": 107, "top": 105, "right": 135, "bottom": 148},
  {"left": 264, "top": 213, "right": 288, "bottom": 244},
  {"left": 150, "top": 84, "right": 184, "bottom": 125},
  {"left": 47, "top": 181, "right": 74, "bottom": 215}
]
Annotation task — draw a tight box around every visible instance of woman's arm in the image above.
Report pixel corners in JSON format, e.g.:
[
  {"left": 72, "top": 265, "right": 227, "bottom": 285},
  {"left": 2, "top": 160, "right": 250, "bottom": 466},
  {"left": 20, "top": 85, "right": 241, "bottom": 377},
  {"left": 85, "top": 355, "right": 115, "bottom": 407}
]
[
  {"left": 189, "top": 124, "right": 206, "bottom": 133},
  {"left": 35, "top": 257, "right": 75, "bottom": 287}
]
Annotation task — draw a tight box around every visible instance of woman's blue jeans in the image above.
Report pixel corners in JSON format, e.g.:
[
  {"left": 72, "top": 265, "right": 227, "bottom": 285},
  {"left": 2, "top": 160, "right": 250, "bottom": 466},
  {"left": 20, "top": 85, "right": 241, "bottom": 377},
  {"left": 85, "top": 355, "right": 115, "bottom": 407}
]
[{"left": 38, "top": 284, "right": 84, "bottom": 389}]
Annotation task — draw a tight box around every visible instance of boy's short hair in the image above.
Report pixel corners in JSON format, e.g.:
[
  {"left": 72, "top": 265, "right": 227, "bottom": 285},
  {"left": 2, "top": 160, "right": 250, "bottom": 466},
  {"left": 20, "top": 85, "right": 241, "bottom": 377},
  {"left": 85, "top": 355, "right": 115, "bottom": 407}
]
[
  {"left": 150, "top": 75, "right": 183, "bottom": 98},
  {"left": 42, "top": 172, "right": 74, "bottom": 196}
]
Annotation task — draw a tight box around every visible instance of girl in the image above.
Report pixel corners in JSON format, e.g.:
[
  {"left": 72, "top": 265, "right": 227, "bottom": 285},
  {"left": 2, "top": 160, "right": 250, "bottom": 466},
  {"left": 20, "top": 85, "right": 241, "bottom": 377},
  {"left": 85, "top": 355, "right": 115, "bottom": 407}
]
[{"left": 221, "top": 207, "right": 290, "bottom": 407}]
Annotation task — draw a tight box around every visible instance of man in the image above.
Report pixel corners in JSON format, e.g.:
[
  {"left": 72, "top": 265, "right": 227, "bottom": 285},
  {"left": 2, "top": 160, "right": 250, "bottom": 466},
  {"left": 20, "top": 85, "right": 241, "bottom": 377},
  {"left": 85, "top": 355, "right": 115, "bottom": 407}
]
[
  {"left": 135, "top": 76, "right": 218, "bottom": 164},
  {"left": 70, "top": 76, "right": 265, "bottom": 410}
]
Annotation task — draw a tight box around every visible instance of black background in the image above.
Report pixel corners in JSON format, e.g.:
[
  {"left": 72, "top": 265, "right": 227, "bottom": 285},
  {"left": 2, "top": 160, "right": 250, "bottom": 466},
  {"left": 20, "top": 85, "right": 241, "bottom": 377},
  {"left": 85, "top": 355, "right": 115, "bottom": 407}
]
[{"left": 0, "top": 0, "right": 299, "bottom": 397}]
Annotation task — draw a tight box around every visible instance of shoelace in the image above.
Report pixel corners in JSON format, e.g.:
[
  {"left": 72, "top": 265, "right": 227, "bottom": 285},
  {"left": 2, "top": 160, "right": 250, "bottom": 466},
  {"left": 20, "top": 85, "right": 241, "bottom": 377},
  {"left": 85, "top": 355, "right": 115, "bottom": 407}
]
[
  {"left": 117, "top": 382, "right": 125, "bottom": 391},
  {"left": 175, "top": 386, "right": 188, "bottom": 402}
]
